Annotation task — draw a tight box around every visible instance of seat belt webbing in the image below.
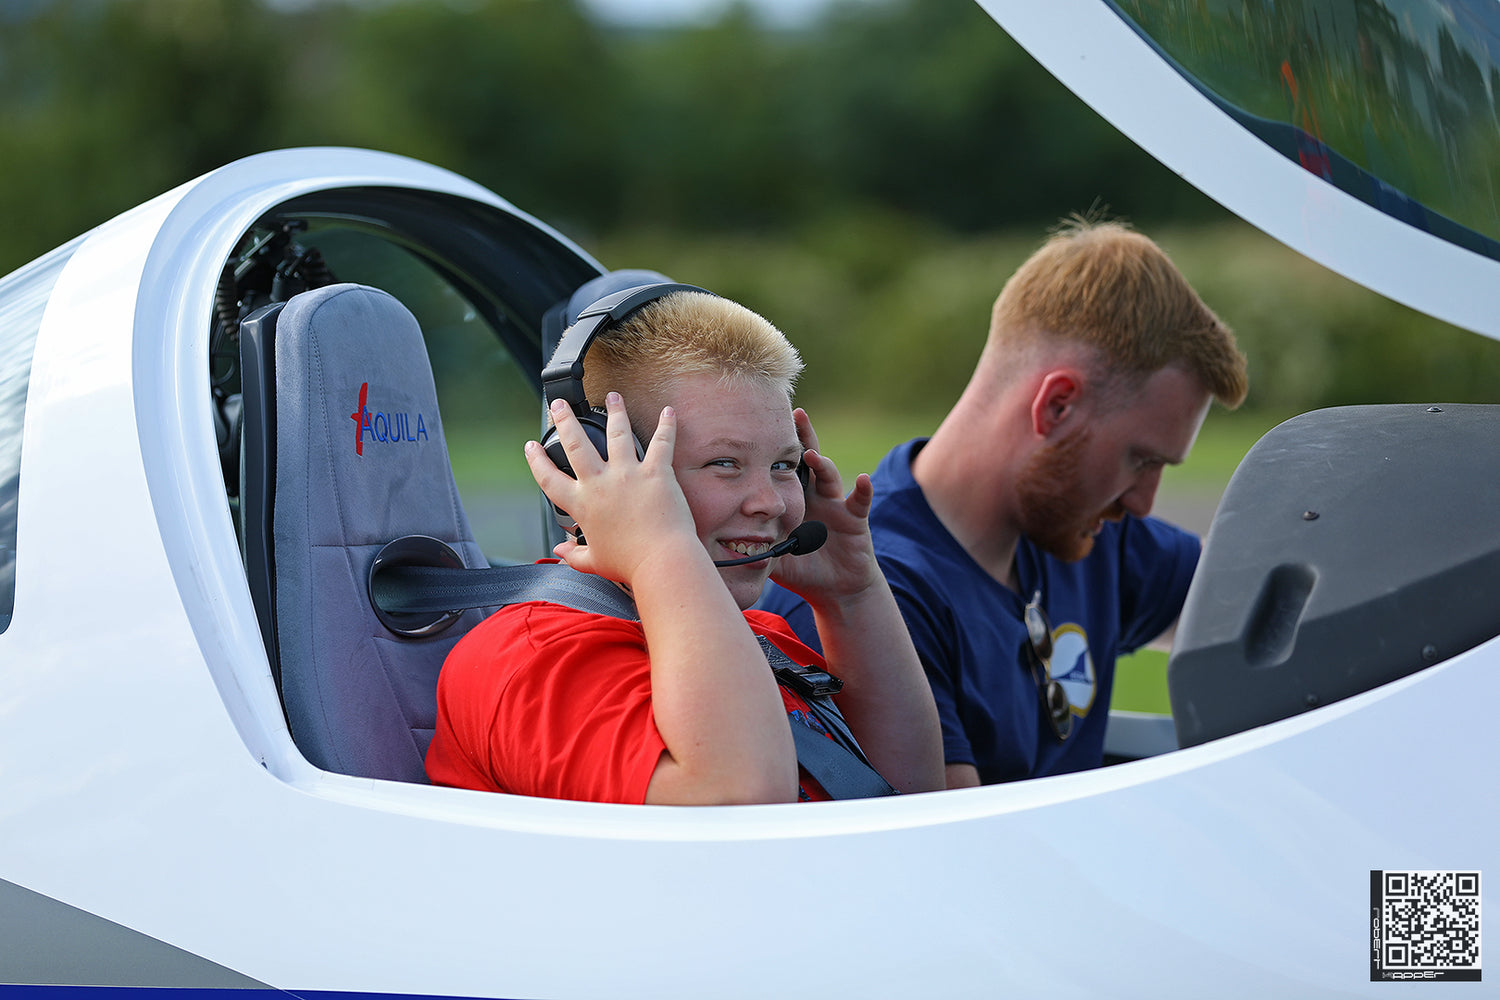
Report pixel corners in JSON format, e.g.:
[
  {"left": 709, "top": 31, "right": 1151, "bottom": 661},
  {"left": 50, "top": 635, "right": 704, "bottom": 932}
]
[
  {"left": 375, "top": 559, "right": 897, "bottom": 799},
  {"left": 375, "top": 561, "right": 639, "bottom": 620}
]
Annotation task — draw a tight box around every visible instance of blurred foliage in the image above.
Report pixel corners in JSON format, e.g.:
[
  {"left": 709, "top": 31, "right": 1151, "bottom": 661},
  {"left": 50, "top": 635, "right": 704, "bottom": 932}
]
[
  {"left": 594, "top": 216, "right": 1500, "bottom": 415},
  {"left": 0, "top": 0, "right": 1215, "bottom": 268},
  {"left": 4, "top": 0, "right": 1500, "bottom": 418}
]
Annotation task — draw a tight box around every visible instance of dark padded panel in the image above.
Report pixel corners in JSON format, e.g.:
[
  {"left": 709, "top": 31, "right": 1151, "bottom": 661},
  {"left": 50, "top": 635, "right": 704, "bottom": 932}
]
[
  {"left": 1169, "top": 403, "right": 1500, "bottom": 747},
  {"left": 270, "top": 283, "right": 491, "bottom": 782}
]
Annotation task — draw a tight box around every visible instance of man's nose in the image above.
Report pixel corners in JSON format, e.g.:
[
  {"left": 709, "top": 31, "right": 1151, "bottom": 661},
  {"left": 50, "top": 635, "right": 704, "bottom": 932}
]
[{"left": 1120, "top": 466, "right": 1162, "bottom": 519}]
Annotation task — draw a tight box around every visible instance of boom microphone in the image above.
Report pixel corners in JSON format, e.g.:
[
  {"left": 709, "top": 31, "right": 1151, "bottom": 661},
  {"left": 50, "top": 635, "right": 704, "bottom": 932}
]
[{"left": 712, "top": 521, "right": 827, "bottom": 567}]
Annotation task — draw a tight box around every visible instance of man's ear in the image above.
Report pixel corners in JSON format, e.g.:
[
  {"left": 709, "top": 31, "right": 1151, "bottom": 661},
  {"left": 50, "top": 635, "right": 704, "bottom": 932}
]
[{"left": 1030, "top": 369, "right": 1084, "bottom": 436}]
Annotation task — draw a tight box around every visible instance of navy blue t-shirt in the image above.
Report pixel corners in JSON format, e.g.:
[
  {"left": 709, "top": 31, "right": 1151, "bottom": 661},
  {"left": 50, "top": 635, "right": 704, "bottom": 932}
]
[{"left": 759, "top": 438, "right": 1199, "bottom": 783}]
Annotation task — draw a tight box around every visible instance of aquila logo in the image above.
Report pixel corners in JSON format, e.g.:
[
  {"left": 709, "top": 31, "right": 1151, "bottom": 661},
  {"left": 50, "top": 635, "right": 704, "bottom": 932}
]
[{"left": 350, "top": 381, "right": 429, "bottom": 456}]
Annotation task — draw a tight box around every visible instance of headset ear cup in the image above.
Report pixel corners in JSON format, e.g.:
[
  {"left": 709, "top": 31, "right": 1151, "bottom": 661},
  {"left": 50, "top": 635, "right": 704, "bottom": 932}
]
[
  {"left": 539, "top": 408, "right": 645, "bottom": 538},
  {"left": 541, "top": 410, "right": 611, "bottom": 479},
  {"left": 541, "top": 411, "right": 605, "bottom": 539}
]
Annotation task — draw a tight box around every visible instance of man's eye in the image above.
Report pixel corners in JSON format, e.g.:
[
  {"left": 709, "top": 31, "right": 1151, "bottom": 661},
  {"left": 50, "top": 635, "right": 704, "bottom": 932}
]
[
  {"left": 771, "top": 460, "right": 798, "bottom": 473},
  {"left": 708, "top": 458, "right": 737, "bottom": 469}
]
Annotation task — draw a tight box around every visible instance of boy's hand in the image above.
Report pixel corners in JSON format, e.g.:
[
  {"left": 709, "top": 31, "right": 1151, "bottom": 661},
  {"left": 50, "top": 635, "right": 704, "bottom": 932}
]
[
  {"left": 768, "top": 408, "right": 884, "bottom": 607},
  {"left": 526, "top": 393, "right": 701, "bottom": 584}
]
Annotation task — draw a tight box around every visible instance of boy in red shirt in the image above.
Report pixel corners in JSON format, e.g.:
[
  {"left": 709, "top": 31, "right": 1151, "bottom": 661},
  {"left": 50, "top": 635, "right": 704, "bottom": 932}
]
[{"left": 426, "top": 277, "right": 943, "bottom": 804}]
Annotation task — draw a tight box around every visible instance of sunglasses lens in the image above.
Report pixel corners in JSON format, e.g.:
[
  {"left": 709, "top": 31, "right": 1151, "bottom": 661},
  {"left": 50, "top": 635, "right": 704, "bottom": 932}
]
[
  {"left": 1050, "top": 680, "right": 1074, "bottom": 728},
  {"left": 1025, "top": 605, "right": 1052, "bottom": 659},
  {"left": 1024, "top": 593, "right": 1069, "bottom": 741},
  {"left": 1045, "top": 681, "right": 1066, "bottom": 716},
  {"left": 1046, "top": 681, "right": 1072, "bottom": 739}
]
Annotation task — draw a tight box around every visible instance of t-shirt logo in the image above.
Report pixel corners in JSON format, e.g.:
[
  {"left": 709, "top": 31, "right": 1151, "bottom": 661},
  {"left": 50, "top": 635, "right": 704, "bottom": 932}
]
[{"left": 1050, "top": 624, "right": 1096, "bottom": 714}]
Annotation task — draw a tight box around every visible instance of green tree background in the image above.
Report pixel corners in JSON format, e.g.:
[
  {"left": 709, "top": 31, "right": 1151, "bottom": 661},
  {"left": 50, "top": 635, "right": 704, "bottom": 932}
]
[{"left": 4, "top": 0, "right": 1499, "bottom": 424}]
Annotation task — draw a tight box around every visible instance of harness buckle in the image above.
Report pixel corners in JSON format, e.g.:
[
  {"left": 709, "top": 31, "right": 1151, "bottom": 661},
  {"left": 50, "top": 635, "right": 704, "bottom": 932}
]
[{"left": 773, "top": 663, "right": 844, "bottom": 699}]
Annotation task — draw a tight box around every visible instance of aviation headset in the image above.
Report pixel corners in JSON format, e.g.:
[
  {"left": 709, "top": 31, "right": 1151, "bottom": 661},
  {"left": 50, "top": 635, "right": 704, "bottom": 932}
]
[
  {"left": 538, "top": 271, "right": 808, "bottom": 538},
  {"left": 539, "top": 274, "right": 712, "bottom": 536}
]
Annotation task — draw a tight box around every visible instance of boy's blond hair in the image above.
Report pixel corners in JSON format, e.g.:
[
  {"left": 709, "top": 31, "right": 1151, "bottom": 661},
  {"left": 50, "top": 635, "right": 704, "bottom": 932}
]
[{"left": 566, "top": 291, "right": 804, "bottom": 436}]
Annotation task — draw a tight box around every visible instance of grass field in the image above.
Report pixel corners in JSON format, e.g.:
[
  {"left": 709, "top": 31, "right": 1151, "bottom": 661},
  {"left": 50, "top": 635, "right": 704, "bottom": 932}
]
[{"left": 1113, "top": 648, "right": 1172, "bottom": 714}]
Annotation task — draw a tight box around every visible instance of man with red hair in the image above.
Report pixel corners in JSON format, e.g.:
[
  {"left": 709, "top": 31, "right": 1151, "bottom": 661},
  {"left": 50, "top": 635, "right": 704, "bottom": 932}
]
[{"left": 762, "top": 218, "right": 1248, "bottom": 785}]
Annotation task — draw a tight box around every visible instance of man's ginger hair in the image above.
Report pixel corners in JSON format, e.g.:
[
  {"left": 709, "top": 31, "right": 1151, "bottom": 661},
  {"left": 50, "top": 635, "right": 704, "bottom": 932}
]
[
  {"left": 559, "top": 290, "right": 804, "bottom": 438},
  {"left": 989, "top": 218, "right": 1248, "bottom": 408}
]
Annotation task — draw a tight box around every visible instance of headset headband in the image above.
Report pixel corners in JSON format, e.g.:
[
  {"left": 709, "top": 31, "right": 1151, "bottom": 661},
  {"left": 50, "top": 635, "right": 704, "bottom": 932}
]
[{"left": 541, "top": 282, "right": 714, "bottom": 413}]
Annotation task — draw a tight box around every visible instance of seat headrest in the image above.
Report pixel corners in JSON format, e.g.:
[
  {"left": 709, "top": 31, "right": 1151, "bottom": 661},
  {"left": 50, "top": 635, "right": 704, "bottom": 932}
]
[
  {"left": 542, "top": 268, "right": 677, "bottom": 357},
  {"left": 275, "top": 283, "right": 469, "bottom": 548},
  {"left": 563, "top": 268, "right": 676, "bottom": 327}
]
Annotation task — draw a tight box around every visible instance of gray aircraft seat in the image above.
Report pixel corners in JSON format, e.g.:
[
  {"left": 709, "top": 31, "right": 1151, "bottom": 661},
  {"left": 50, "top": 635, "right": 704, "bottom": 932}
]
[{"left": 238, "top": 282, "right": 494, "bottom": 782}]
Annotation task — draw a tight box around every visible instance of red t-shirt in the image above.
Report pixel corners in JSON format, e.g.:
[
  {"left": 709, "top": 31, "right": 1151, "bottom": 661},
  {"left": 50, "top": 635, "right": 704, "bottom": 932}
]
[{"left": 426, "top": 600, "right": 836, "bottom": 803}]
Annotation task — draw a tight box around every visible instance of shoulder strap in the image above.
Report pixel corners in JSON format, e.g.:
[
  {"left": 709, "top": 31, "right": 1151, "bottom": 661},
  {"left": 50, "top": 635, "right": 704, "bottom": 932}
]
[
  {"left": 755, "top": 635, "right": 897, "bottom": 799},
  {"left": 373, "top": 559, "right": 896, "bottom": 799},
  {"left": 787, "top": 722, "right": 897, "bottom": 800},
  {"left": 373, "top": 561, "right": 639, "bottom": 621}
]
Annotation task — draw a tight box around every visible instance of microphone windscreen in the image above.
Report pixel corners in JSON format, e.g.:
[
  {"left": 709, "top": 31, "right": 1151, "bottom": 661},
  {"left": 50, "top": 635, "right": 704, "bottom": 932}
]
[{"left": 789, "top": 520, "right": 828, "bottom": 555}]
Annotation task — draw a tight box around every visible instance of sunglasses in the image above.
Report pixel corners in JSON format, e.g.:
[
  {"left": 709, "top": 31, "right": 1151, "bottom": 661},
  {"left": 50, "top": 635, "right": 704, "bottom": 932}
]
[{"left": 1024, "top": 590, "right": 1073, "bottom": 741}]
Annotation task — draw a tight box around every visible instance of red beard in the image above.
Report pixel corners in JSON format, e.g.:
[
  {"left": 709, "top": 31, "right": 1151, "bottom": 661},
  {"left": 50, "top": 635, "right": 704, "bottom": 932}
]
[{"left": 1015, "top": 426, "right": 1126, "bottom": 562}]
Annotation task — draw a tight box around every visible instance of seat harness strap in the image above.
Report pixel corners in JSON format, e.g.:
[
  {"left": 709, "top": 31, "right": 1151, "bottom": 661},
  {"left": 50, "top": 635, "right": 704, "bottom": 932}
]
[
  {"left": 374, "top": 560, "right": 897, "bottom": 799},
  {"left": 373, "top": 561, "right": 643, "bottom": 620}
]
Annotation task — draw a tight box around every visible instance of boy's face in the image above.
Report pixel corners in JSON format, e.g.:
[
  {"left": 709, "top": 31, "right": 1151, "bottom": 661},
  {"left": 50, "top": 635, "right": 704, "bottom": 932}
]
[{"left": 641, "top": 372, "right": 806, "bottom": 610}]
